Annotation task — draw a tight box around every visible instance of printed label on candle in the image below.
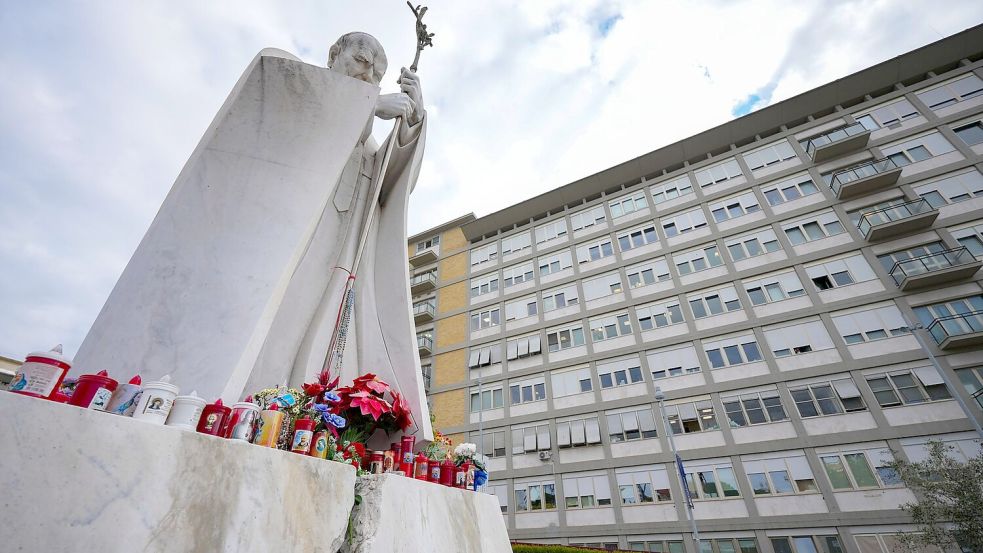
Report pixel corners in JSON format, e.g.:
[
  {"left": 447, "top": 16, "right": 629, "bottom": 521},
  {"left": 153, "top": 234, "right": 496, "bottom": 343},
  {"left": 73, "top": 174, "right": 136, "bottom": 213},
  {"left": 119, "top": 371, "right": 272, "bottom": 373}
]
[
  {"left": 430, "top": 465, "right": 440, "bottom": 480},
  {"left": 455, "top": 470, "right": 466, "bottom": 486},
  {"left": 9, "top": 362, "right": 62, "bottom": 397},
  {"left": 88, "top": 387, "right": 113, "bottom": 411},
  {"left": 402, "top": 452, "right": 413, "bottom": 465},
  {"left": 202, "top": 413, "right": 220, "bottom": 431},
  {"left": 314, "top": 436, "right": 327, "bottom": 454},
  {"left": 143, "top": 395, "right": 173, "bottom": 418},
  {"left": 291, "top": 430, "right": 313, "bottom": 452}
]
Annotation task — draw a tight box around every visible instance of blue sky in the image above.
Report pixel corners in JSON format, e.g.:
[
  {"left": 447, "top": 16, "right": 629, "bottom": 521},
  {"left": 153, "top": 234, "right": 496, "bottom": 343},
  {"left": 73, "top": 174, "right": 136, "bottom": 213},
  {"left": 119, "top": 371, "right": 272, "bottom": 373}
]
[{"left": 1, "top": 1, "right": 981, "bottom": 360}]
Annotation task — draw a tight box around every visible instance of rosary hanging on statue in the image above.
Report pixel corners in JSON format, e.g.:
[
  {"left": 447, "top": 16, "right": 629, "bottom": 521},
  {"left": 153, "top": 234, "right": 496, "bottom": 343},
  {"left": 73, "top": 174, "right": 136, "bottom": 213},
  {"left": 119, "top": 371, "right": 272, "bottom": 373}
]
[{"left": 320, "top": 4, "right": 435, "bottom": 381}]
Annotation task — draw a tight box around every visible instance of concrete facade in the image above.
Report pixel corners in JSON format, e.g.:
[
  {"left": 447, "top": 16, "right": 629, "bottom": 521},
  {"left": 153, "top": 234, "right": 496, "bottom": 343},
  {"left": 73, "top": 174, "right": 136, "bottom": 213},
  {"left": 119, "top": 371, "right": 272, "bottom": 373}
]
[{"left": 410, "top": 26, "right": 983, "bottom": 553}]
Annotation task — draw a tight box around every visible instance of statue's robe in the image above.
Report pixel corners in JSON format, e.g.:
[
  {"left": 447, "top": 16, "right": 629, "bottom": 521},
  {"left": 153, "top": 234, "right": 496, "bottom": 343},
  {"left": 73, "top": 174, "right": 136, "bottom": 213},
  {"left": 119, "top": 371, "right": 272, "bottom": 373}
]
[{"left": 75, "top": 48, "right": 433, "bottom": 440}]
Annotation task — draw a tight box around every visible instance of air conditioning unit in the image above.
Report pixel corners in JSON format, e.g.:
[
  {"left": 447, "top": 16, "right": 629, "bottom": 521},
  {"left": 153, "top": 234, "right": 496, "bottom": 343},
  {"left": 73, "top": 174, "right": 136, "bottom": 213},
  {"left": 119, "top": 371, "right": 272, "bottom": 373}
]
[{"left": 538, "top": 451, "right": 552, "bottom": 461}]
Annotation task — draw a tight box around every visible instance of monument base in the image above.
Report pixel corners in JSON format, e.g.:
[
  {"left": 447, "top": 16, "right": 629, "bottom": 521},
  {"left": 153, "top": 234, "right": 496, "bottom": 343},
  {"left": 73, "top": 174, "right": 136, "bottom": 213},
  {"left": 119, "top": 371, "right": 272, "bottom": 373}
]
[{"left": 0, "top": 393, "right": 510, "bottom": 552}]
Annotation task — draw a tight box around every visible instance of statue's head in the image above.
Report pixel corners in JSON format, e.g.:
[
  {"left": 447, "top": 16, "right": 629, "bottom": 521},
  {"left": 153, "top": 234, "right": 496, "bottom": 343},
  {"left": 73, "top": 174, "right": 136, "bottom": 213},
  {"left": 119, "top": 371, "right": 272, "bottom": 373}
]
[{"left": 327, "top": 32, "right": 387, "bottom": 86}]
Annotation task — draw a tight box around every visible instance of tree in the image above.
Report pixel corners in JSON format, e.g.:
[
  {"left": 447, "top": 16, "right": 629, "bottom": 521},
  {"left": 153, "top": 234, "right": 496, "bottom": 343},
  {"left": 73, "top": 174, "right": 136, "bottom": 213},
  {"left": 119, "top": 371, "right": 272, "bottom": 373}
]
[{"left": 886, "top": 440, "right": 983, "bottom": 552}]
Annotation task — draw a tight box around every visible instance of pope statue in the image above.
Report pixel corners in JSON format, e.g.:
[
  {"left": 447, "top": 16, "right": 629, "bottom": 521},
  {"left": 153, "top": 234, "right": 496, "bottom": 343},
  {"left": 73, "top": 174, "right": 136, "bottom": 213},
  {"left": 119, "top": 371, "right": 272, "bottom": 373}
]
[{"left": 74, "top": 32, "right": 434, "bottom": 440}]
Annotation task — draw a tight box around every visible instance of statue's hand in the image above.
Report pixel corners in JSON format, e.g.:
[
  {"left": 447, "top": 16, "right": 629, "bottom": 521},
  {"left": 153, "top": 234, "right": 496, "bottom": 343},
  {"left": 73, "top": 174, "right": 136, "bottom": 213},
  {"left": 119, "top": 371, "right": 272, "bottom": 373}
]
[
  {"left": 398, "top": 68, "right": 424, "bottom": 125},
  {"left": 375, "top": 93, "right": 415, "bottom": 121}
]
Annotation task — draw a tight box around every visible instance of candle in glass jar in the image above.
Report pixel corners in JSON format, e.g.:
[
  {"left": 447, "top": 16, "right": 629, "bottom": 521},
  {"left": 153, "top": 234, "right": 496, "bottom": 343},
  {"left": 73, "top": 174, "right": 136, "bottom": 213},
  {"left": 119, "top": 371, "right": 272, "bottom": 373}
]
[
  {"left": 290, "top": 418, "right": 314, "bottom": 453},
  {"left": 197, "top": 399, "right": 231, "bottom": 436},
  {"left": 399, "top": 435, "right": 415, "bottom": 475}
]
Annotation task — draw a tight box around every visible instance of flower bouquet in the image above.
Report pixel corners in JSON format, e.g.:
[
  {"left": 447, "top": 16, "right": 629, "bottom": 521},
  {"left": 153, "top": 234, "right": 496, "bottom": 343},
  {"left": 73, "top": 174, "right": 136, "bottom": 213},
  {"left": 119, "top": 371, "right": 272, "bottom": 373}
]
[{"left": 453, "top": 442, "right": 489, "bottom": 491}]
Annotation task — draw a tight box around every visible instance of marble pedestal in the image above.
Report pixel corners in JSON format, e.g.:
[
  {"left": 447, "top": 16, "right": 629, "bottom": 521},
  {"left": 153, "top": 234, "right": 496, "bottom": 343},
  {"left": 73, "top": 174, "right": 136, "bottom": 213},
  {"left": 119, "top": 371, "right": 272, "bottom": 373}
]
[
  {"left": 0, "top": 392, "right": 355, "bottom": 553},
  {"left": 346, "top": 474, "right": 512, "bottom": 553}
]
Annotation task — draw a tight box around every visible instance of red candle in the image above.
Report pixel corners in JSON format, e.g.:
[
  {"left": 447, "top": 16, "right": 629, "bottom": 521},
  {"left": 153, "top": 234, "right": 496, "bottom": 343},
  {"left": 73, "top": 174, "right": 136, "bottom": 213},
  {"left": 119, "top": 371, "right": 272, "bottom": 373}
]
[
  {"left": 440, "top": 459, "right": 456, "bottom": 486},
  {"left": 68, "top": 370, "right": 118, "bottom": 411},
  {"left": 197, "top": 399, "right": 231, "bottom": 436},
  {"left": 414, "top": 453, "right": 429, "bottom": 480},
  {"left": 290, "top": 417, "right": 314, "bottom": 454},
  {"left": 9, "top": 345, "right": 72, "bottom": 400},
  {"left": 399, "top": 435, "right": 415, "bottom": 475},
  {"left": 455, "top": 462, "right": 471, "bottom": 489}
]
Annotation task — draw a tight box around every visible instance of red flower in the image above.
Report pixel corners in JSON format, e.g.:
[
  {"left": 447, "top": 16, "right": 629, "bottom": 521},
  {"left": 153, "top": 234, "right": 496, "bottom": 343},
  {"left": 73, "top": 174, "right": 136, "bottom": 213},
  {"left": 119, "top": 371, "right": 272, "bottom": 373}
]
[
  {"left": 390, "top": 391, "right": 412, "bottom": 431},
  {"left": 348, "top": 390, "right": 392, "bottom": 420},
  {"left": 302, "top": 382, "right": 325, "bottom": 398},
  {"left": 352, "top": 373, "right": 390, "bottom": 396}
]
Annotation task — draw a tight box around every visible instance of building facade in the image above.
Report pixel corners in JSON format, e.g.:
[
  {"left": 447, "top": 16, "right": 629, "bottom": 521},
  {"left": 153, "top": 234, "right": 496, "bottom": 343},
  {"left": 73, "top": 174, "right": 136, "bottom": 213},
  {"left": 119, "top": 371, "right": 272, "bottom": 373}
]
[{"left": 410, "top": 26, "right": 983, "bottom": 553}]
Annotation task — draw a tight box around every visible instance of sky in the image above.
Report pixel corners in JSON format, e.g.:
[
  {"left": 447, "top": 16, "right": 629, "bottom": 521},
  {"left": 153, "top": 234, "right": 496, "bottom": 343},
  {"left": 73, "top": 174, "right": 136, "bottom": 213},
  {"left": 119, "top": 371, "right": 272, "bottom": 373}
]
[{"left": 1, "top": 1, "right": 981, "bottom": 360}]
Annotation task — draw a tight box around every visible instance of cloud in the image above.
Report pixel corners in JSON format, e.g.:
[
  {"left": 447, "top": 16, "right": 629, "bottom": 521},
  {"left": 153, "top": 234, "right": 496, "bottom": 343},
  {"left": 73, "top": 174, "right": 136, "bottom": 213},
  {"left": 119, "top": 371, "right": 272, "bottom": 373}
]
[{"left": 1, "top": 0, "right": 981, "bottom": 359}]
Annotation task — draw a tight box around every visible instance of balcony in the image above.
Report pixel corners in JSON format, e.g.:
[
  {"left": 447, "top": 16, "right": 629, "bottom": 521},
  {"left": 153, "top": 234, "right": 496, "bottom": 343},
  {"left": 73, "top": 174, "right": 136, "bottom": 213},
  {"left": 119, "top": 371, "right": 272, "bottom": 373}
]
[
  {"left": 889, "top": 247, "right": 982, "bottom": 290},
  {"left": 409, "top": 272, "right": 437, "bottom": 295},
  {"left": 802, "top": 122, "right": 871, "bottom": 162},
  {"left": 413, "top": 302, "right": 436, "bottom": 323},
  {"left": 927, "top": 311, "right": 983, "bottom": 350},
  {"left": 409, "top": 246, "right": 439, "bottom": 267},
  {"left": 417, "top": 334, "right": 434, "bottom": 357},
  {"left": 857, "top": 198, "right": 939, "bottom": 241},
  {"left": 826, "top": 158, "right": 903, "bottom": 200}
]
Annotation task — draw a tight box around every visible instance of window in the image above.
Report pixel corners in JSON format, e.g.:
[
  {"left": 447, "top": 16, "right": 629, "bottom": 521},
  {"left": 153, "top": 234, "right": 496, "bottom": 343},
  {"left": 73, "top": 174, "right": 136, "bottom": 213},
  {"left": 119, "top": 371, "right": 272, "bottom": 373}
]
[
  {"left": 662, "top": 207, "right": 708, "bottom": 237},
  {"left": 722, "top": 389, "right": 787, "bottom": 427},
  {"left": 469, "top": 429, "right": 506, "bottom": 458},
  {"left": 546, "top": 324, "right": 586, "bottom": 352},
  {"left": 695, "top": 158, "right": 743, "bottom": 188},
  {"left": 562, "top": 473, "right": 613, "bottom": 508},
  {"left": 856, "top": 97, "right": 920, "bottom": 130},
  {"left": 509, "top": 376, "right": 547, "bottom": 405},
  {"left": 650, "top": 175, "right": 694, "bottom": 204},
  {"left": 616, "top": 223, "right": 659, "bottom": 252},
  {"left": 952, "top": 223, "right": 983, "bottom": 257},
  {"left": 505, "top": 295, "right": 537, "bottom": 321},
  {"left": 881, "top": 131, "right": 956, "bottom": 168},
  {"left": 570, "top": 205, "right": 606, "bottom": 231},
  {"left": 709, "top": 192, "right": 761, "bottom": 224},
  {"left": 703, "top": 334, "right": 763, "bottom": 369},
  {"left": 609, "top": 191, "right": 648, "bottom": 218},
  {"left": 501, "top": 232, "right": 532, "bottom": 257},
  {"left": 535, "top": 219, "right": 567, "bottom": 244},
  {"left": 628, "top": 540, "right": 686, "bottom": 553},
  {"left": 698, "top": 539, "right": 761, "bottom": 553},
  {"left": 501, "top": 262, "right": 534, "bottom": 289},
  {"left": 915, "top": 73, "right": 983, "bottom": 110},
  {"left": 764, "top": 319, "right": 835, "bottom": 358},
  {"left": 416, "top": 234, "right": 439, "bottom": 253},
  {"left": 953, "top": 120, "right": 983, "bottom": 146},
  {"left": 820, "top": 448, "right": 899, "bottom": 490},
  {"left": 831, "top": 304, "right": 911, "bottom": 344},
  {"left": 538, "top": 251, "right": 573, "bottom": 276},
  {"left": 846, "top": 197, "right": 909, "bottom": 229},
  {"left": 513, "top": 480, "right": 556, "bottom": 511},
  {"left": 636, "top": 299, "right": 685, "bottom": 331},
  {"left": 648, "top": 344, "right": 703, "bottom": 380},
  {"left": 589, "top": 313, "right": 633, "bottom": 342},
  {"left": 674, "top": 244, "right": 724, "bottom": 275},
  {"left": 469, "top": 274, "right": 499, "bottom": 298},
  {"left": 790, "top": 377, "right": 866, "bottom": 417},
  {"left": 744, "top": 454, "right": 818, "bottom": 495},
  {"left": 770, "top": 536, "right": 843, "bottom": 553},
  {"left": 876, "top": 241, "right": 947, "bottom": 273},
  {"left": 511, "top": 423, "right": 550, "bottom": 454},
  {"left": 470, "top": 243, "right": 498, "bottom": 266},
  {"left": 865, "top": 367, "right": 952, "bottom": 407},
  {"left": 575, "top": 238, "right": 614, "bottom": 264},
  {"left": 470, "top": 387, "right": 503, "bottom": 412},
  {"left": 805, "top": 254, "right": 876, "bottom": 291},
  {"left": 913, "top": 295, "right": 983, "bottom": 328},
  {"left": 762, "top": 174, "right": 820, "bottom": 207},
  {"left": 551, "top": 366, "right": 592, "bottom": 398},
  {"left": 596, "top": 356, "right": 643, "bottom": 388},
  {"left": 421, "top": 363, "right": 432, "bottom": 390},
  {"left": 470, "top": 307, "right": 500, "bottom": 331},
  {"left": 744, "top": 139, "right": 797, "bottom": 170},
  {"left": 467, "top": 344, "right": 502, "bottom": 369},
  {"left": 915, "top": 168, "right": 983, "bottom": 208},
  {"left": 665, "top": 400, "right": 719, "bottom": 434},
  {"left": 506, "top": 333, "right": 542, "bottom": 360},
  {"left": 626, "top": 258, "right": 672, "bottom": 287},
  {"left": 744, "top": 271, "right": 806, "bottom": 306},
  {"left": 783, "top": 211, "right": 845, "bottom": 245},
  {"left": 688, "top": 286, "right": 742, "bottom": 319},
  {"left": 556, "top": 416, "right": 602, "bottom": 448},
  {"left": 726, "top": 228, "right": 783, "bottom": 261},
  {"left": 582, "top": 271, "right": 623, "bottom": 301},
  {"left": 684, "top": 463, "right": 740, "bottom": 499},
  {"left": 854, "top": 534, "right": 942, "bottom": 553},
  {"left": 607, "top": 408, "right": 658, "bottom": 442},
  {"left": 542, "top": 284, "right": 579, "bottom": 312},
  {"left": 617, "top": 466, "right": 672, "bottom": 504}
]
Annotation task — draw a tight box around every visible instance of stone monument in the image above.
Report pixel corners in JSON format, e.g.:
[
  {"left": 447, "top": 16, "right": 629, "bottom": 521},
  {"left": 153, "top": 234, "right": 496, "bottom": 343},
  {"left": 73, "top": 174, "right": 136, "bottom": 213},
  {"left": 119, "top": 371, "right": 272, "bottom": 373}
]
[{"left": 75, "top": 30, "right": 433, "bottom": 440}]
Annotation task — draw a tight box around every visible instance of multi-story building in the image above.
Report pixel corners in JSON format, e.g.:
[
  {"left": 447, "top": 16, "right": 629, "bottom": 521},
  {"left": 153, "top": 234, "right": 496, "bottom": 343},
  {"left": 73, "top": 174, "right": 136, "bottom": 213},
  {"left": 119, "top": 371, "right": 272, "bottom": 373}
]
[{"left": 409, "top": 25, "right": 983, "bottom": 553}]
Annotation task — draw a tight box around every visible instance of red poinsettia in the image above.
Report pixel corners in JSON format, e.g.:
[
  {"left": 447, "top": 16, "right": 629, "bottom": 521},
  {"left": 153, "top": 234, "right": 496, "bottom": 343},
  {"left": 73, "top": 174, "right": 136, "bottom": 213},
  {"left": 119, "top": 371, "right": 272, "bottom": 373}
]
[
  {"left": 389, "top": 391, "right": 412, "bottom": 431},
  {"left": 347, "top": 390, "right": 393, "bottom": 419},
  {"left": 352, "top": 373, "right": 389, "bottom": 396},
  {"left": 302, "top": 382, "right": 325, "bottom": 398}
]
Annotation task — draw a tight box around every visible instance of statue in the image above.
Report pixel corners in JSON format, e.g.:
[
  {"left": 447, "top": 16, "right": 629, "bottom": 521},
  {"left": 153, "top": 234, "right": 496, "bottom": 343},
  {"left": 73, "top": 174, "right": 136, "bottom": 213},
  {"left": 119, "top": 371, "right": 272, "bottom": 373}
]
[{"left": 75, "top": 26, "right": 434, "bottom": 440}]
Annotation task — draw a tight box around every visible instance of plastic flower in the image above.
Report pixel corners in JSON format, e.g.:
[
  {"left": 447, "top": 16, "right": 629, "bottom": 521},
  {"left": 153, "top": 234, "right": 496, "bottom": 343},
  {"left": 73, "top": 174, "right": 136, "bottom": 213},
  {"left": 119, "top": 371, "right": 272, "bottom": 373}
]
[
  {"left": 302, "top": 382, "right": 325, "bottom": 398},
  {"left": 323, "top": 391, "right": 340, "bottom": 402},
  {"left": 325, "top": 413, "right": 346, "bottom": 428},
  {"left": 347, "top": 390, "right": 392, "bottom": 420},
  {"left": 352, "top": 373, "right": 390, "bottom": 396},
  {"left": 389, "top": 391, "right": 412, "bottom": 431}
]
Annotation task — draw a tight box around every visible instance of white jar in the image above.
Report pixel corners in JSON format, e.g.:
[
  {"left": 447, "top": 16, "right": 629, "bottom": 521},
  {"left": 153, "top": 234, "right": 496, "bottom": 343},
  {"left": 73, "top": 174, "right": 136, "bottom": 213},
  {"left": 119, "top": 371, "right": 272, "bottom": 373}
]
[
  {"left": 165, "top": 392, "right": 206, "bottom": 430},
  {"left": 132, "top": 375, "right": 179, "bottom": 424}
]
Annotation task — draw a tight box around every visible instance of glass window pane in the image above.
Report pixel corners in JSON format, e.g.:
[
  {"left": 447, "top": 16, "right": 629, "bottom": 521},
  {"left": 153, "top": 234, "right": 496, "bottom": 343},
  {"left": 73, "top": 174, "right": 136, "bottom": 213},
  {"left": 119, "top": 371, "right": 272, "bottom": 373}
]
[
  {"left": 749, "top": 473, "right": 771, "bottom": 495},
  {"left": 822, "top": 456, "right": 853, "bottom": 489},
  {"left": 844, "top": 453, "right": 878, "bottom": 487},
  {"left": 770, "top": 470, "right": 794, "bottom": 493}
]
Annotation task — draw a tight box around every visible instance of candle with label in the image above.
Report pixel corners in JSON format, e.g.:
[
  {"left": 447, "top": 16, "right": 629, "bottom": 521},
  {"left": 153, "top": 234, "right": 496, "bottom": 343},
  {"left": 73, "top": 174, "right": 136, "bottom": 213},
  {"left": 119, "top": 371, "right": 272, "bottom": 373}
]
[
  {"left": 165, "top": 391, "right": 206, "bottom": 430},
  {"left": 132, "top": 375, "right": 179, "bottom": 424},
  {"left": 68, "top": 370, "right": 118, "bottom": 411},
  {"left": 9, "top": 345, "right": 71, "bottom": 400},
  {"left": 106, "top": 375, "right": 143, "bottom": 416},
  {"left": 309, "top": 430, "right": 329, "bottom": 459},
  {"left": 225, "top": 401, "right": 260, "bottom": 441},
  {"left": 290, "top": 418, "right": 314, "bottom": 453},
  {"left": 253, "top": 403, "right": 284, "bottom": 448},
  {"left": 196, "top": 399, "right": 231, "bottom": 436}
]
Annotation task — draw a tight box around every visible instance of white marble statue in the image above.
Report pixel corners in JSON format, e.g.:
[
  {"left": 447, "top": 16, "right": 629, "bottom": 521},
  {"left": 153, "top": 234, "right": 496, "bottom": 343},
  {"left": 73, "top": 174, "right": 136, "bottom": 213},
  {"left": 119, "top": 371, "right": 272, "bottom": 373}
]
[{"left": 75, "top": 32, "right": 433, "bottom": 440}]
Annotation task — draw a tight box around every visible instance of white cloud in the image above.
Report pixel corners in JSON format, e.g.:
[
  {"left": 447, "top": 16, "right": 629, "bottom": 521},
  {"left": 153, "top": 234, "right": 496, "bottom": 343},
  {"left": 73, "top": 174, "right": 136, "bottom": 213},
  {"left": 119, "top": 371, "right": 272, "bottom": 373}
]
[{"left": 0, "top": 0, "right": 981, "bottom": 359}]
